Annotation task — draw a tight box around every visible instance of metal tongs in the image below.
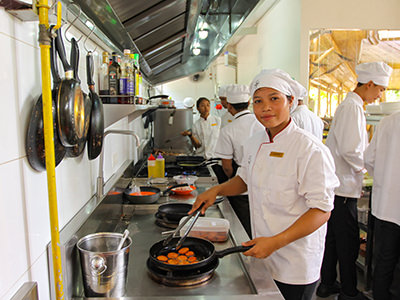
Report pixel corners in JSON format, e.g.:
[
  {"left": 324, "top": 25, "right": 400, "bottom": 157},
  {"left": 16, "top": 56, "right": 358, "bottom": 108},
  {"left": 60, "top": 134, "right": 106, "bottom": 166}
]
[{"left": 162, "top": 203, "right": 204, "bottom": 250}]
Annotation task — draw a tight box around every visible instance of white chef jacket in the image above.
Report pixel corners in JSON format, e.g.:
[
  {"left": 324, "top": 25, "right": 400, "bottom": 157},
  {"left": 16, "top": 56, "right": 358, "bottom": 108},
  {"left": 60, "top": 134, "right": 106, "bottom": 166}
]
[
  {"left": 237, "top": 120, "right": 339, "bottom": 284},
  {"left": 291, "top": 105, "right": 324, "bottom": 140},
  {"left": 221, "top": 110, "right": 233, "bottom": 128},
  {"left": 214, "top": 110, "right": 264, "bottom": 166},
  {"left": 364, "top": 111, "right": 400, "bottom": 226},
  {"left": 192, "top": 115, "right": 221, "bottom": 159},
  {"left": 325, "top": 92, "right": 368, "bottom": 198}
]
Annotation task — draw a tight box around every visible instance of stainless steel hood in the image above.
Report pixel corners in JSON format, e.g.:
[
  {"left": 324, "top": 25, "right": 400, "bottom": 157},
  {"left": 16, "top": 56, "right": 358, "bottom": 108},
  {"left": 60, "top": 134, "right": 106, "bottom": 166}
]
[{"left": 72, "top": 0, "right": 268, "bottom": 85}]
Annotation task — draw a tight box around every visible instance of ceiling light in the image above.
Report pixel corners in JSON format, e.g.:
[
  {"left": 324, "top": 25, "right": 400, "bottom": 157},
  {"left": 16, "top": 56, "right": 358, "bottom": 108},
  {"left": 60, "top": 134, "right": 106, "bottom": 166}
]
[
  {"left": 199, "top": 29, "right": 208, "bottom": 40},
  {"left": 193, "top": 48, "right": 201, "bottom": 56},
  {"left": 193, "top": 41, "right": 200, "bottom": 48},
  {"left": 85, "top": 20, "right": 94, "bottom": 30}
]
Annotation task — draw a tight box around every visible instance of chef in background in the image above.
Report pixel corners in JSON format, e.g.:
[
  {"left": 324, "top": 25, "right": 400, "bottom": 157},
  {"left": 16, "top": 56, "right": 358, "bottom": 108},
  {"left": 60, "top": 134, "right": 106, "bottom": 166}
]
[
  {"left": 183, "top": 96, "right": 200, "bottom": 123},
  {"left": 364, "top": 111, "right": 400, "bottom": 300},
  {"left": 291, "top": 84, "right": 324, "bottom": 140},
  {"left": 182, "top": 97, "right": 221, "bottom": 159},
  {"left": 318, "top": 62, "right": 392, "bottom": 300},
  {"left": 214, "top": 84, "right": 264, "bottom": 237},
  {"left": 190, "top": 69, "right": 339, "bottom": 300},
  {"left": 218, "top": 85, "right": 234, "bottom": 127}
]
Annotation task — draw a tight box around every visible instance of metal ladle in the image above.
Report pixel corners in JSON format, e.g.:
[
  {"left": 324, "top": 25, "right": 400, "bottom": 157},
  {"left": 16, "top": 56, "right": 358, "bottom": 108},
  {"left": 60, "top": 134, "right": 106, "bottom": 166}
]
[{"left": 117, "top": 229, "right": 129, "bottom": 251}]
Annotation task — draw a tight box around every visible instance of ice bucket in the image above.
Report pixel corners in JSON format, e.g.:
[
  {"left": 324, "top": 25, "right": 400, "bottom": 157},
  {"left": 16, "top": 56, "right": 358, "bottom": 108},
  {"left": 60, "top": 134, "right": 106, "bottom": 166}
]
[{"left": 77, "top": 232, "right": 132, "bottom": 297}]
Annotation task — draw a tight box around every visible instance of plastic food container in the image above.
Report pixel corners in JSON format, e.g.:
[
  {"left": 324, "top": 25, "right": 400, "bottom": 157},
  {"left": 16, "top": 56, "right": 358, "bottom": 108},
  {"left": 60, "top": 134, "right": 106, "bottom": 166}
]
[
  {"left": 179, "top": 217, "right": 230, "bottom": 242},
  {"left": 173, "top": 175, "right": 198, "bottom": 185}
]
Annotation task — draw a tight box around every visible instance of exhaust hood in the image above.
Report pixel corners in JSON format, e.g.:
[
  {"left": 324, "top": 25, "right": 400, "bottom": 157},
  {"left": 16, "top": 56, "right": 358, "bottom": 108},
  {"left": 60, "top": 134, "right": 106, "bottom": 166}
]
[{"left": 73, "top": 0, "right": 274, "bottom": 85}]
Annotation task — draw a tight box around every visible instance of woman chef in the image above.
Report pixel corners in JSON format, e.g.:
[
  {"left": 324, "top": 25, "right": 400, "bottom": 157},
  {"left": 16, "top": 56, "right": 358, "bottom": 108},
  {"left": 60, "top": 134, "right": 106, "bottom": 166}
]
[
  {"left": 189, "top": 69, "right": 339, "bottom": 300},
  {"left": 182, "top": 97, "right": 221, "bottom": 159}
]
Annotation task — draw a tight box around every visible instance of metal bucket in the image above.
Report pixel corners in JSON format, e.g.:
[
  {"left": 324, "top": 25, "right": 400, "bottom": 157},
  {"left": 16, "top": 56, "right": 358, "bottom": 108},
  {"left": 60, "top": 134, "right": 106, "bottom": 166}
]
[{"left": 77, "top": 232, "right": 132, "bottom": 297}]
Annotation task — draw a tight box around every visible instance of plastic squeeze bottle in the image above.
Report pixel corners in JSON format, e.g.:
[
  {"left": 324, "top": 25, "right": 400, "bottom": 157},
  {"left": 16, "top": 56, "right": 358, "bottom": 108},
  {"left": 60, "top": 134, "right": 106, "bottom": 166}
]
[
  {"left": 156, "top": 154, "right": 165, "bottom": 178},
  {"left": 147, "top": 154, "right": 156, "bottom": 178}
]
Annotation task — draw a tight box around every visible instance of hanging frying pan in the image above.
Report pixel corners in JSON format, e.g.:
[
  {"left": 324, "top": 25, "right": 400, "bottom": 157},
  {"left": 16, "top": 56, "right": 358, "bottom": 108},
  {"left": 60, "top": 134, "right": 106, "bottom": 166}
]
[
  {"left": 25, "top": 26, "right": 66, "bottom": 171},
  {"left": 149, "top": 237, "right": 251, "bottom": 272},
  {"left": 65, "top": 37, "right": 91, "bottom": 157},
  {"left": 86, "top": 50, "right": 104, "bottom": 160},
  {"left": 55, "top": 28, "right": 85, "bottom": 147}
]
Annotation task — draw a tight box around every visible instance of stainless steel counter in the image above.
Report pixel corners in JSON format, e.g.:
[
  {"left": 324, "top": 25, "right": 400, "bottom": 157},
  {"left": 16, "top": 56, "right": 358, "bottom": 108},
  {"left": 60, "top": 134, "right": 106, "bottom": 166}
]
[{"left": 52, "top": 172, "right": 283, "bottom": 300}]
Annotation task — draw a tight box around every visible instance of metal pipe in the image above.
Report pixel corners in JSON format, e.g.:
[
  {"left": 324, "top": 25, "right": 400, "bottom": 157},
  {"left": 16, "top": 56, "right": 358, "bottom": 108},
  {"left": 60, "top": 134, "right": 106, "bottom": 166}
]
[
  {"left": 97, "top": 130, "right": 141, "bottom": 198},
  {"left": 37, "top": 1, "right": 64, "bottom": 299}
]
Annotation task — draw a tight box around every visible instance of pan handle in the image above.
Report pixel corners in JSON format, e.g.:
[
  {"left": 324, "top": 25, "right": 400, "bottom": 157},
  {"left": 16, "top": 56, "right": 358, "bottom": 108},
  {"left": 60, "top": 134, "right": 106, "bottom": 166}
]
[
  {"left": 162, "top": 183, "right": 188, "bottom": 195},
  {"left": 55, "top": 28, "right": 73, "bottom": 74},
  {"left": 70, "top": 38, "right": 80, "bottom": 83},
  {"left": 86, "top": 51, "right": 95, "bottom": 87},
  {"left": 215, "top": 245, "right": 252, "bottom": 258},
  {"left": 50, "top": 26, "right": 61, "bottom": 85}
]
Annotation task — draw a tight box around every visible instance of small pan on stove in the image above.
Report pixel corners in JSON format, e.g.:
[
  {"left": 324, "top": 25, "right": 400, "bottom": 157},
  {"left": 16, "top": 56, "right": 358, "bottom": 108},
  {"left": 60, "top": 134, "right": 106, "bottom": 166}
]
[
  {"left": 157, "top": 203, "right": 193, "bottom": 222},
  {"left": 123, "top": 184, "right": 188, "bottom": 204},
  {"left": 149, "top": 237, "right": 251, "bottom": 272},
  {"left": 177, "top": 158, "right": 220, "bottom": 170}
]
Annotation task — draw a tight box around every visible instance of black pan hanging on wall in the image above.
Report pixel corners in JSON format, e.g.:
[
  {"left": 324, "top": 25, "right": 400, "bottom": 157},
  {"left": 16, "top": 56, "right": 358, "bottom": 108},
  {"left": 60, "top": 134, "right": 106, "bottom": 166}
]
[{"left": 25, "top": 26, "right": 66, "bottom": 171}]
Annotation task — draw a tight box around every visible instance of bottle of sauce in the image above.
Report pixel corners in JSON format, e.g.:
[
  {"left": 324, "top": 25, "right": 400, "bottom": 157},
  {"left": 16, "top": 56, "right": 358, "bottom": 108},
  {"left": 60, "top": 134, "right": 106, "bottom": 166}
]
[
  {"left": 147, "top": 154, "right": 156, "bottom": 178},
  {"left": 99, "top": 51, "right": 109, "bottom": 102},
  {"left": 155, "top": 154, "right": 165, "bottom": 178},
  {"left": 108, "top": 52, "right": 120, "bottom": 103}
]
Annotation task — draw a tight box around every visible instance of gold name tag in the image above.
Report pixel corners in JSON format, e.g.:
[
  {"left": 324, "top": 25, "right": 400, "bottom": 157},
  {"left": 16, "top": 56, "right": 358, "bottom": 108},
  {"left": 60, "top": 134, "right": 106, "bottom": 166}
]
[
  {"left": 211, "top": 123, "right": 217, "bottom": 126},
  {"left": 270, "top": 151, "right": 284, "bottom": 158}
]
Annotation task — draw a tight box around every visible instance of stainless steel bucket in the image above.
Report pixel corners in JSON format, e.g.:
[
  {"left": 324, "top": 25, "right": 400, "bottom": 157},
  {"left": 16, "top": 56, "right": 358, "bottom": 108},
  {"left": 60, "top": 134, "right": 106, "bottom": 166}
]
[{"left": 77, "top": 232, "right": 132, "bottom": 297}]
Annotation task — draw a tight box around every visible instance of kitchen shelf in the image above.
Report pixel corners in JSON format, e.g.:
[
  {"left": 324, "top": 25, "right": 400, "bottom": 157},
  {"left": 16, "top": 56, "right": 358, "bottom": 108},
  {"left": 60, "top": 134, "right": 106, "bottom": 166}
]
[{"left": 103, "top": 104, "right": 157, "bottom": 128}]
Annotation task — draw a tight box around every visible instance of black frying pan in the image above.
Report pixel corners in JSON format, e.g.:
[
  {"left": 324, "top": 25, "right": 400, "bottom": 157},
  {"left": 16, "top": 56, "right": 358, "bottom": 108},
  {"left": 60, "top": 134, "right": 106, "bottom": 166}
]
[
  {"left": 25, "top": 27, "right": 66, "bottom": 171},
  {"left": 55, "top": 28, "right": 85, "bottom": 147},
  {"left": 86, "top": 50, "right": 104, "bottom": 160},
  {"left": 157, "top": 203, "right": 192, "bottom": 222},
  {"left": 177, "top": 158, "right": 220, "bottom": 170},
  {"left": 65, "top": 38, "right": 92, "bottom": 157},
  {"left": 149, "top": 237, "right": 251, "bottom": 272},
  {"left": 123, "top": 184, "right": 188, "bottom": 204}
]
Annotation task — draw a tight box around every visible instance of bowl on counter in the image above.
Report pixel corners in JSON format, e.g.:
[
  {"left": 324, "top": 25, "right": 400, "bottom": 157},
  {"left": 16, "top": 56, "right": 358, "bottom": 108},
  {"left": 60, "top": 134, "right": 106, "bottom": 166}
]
[{"left": 173, "top": 175, "right": 198, "bottom": 185}]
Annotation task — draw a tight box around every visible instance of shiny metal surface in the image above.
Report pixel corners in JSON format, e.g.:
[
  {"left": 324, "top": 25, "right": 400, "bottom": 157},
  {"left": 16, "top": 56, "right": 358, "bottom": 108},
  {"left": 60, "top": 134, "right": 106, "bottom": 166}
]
[{"left": 10, "top": 282, "right": 38, "bottom": 300}]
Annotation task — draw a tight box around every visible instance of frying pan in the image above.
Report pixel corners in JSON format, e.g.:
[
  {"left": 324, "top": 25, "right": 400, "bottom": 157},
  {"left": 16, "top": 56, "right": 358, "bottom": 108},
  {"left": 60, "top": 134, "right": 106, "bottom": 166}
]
[
  {"left": 149, "top": 237, "right": 251, "bottom": 272},
  {"left": 65, "top": 38, "right": 92, "bottom": 157},
  {"left": 157, "top": 203, "right": 193, "bottom": 222},
  {"left": 177, "top": 158, "right": 220, "bottom": 170},
  {"left": 123, "top": 184, "right": 188, "bottom": 204},
  {"left": 86, "top": 50, "right": 104, "bottom": 160},
  {"left": 26, "top": 27, "right": 66, "bottom": 171},
  {"left": 55, "top": 28, "right": 85, "bottom": 147}
]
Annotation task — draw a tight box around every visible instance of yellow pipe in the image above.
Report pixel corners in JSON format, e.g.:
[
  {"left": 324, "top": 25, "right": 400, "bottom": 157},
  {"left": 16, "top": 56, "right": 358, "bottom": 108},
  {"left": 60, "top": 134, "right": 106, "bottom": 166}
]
[{"left": 37, "top": 1, "right": 64, "bottom": 299}]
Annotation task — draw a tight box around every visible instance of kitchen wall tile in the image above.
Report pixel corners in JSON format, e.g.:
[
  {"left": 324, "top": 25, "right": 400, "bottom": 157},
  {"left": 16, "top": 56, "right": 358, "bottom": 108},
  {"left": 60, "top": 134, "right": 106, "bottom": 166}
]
[{"left": 0, "top": 160, "right": 30, "bottom": 299}]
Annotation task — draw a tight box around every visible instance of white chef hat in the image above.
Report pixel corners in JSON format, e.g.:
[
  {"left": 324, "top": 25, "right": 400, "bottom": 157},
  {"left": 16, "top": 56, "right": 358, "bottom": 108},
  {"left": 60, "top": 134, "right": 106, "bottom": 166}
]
[
  {"left": 355, "top": 62, "right": 393, "bottom": 87},
  {"left": 218, "top": 85, "right": 228, "bottom": 97},
  {"left": 249, "top": 68, "right": 298, "bottom": 113},
  {"left": 183, "top": 97, "right": 195, "bottom": 108},
  {"left": 226, "top": 84, "right": 250, "bottom": 104},
  {"left": 291, "top": 80, "right": 307, "bottom": 101}
]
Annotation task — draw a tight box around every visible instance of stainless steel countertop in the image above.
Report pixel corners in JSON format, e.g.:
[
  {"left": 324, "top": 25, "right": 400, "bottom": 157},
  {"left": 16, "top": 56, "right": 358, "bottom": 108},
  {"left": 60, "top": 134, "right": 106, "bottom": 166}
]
[{"left": 66, "top": 176, "right": 283, "bottom": 300}]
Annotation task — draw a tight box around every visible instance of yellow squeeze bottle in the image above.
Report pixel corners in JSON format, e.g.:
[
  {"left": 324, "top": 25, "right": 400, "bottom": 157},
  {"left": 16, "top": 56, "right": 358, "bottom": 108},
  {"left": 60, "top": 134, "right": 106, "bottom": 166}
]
[
  {"left": 156, "top": 154, "right": 165, "bottom": 178},
  {"left": 147, "top": 154, "right": 156, "bottom": 178}
]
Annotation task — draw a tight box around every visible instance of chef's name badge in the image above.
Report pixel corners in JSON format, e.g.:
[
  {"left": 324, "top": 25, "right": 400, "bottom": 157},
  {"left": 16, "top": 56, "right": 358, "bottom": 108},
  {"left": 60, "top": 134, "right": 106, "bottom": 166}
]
[
  {"left": 269, "top": 151, "right": 284, "bottom": 158},
  {"left": 211, "top": 123, "right": 218, "bottom": 126}
]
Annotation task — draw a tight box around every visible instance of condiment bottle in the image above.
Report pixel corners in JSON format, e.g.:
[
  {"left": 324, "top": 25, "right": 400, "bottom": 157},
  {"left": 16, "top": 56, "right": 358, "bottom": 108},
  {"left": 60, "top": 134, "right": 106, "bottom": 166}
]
[
  {"left": 147, "top": 154, "right": 156, "bottom": 178},
  {"left": 155, "top": 154, "right": 165, "bottom": 178}
]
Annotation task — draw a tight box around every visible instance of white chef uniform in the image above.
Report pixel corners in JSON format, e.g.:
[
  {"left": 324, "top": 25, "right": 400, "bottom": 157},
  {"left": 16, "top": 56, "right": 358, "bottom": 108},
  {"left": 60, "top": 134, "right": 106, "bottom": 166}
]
[
  {"left": 291, "top": 105, "right": 324, "bottom": 140},
  {"left": 221, "top": 111, "right": 233, "bottom": 127},
  {"left": 215, "top": 109, "right": 264, "bottom": 166},
  {"left": 237, "top": 120, "right": 339, "bottom": 284},
  {"left": 192, "top": 114, "right": 221, "bottom": 159},
  {"left": 325, "top": 92, "right": 368, "bottom": 198},
  {"left": 364, "top": 111, "right": 400, "bottom": 226}
]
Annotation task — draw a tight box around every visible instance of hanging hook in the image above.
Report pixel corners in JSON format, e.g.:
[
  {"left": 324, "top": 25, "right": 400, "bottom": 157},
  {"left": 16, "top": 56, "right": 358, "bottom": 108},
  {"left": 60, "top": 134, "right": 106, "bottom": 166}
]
[
  {"left": 84, "top": 25, "right": 98, "bottom": 53},
  {"left": 64, "top": 4, "right": 83, "bottom": 43}
]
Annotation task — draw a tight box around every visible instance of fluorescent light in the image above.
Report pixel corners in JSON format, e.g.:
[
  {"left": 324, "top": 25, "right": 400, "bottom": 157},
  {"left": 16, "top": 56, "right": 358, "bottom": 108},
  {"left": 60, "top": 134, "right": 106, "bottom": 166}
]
[
  {"left": 378, "top": 30, "right": 400, "bottom": 39},
  {"left": 193, "top": 41, "right": 200, "bottom": 48},
  {"left": 199, "top": 29, "right": 208, "bottom": 40},
  {"left": 192, "top": 48, "right": 201, "bottom": 56}
]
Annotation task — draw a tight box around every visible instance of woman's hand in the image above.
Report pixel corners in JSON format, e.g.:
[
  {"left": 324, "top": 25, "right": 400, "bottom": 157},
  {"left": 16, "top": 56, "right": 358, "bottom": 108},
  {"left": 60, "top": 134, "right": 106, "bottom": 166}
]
[
  {"left": 242, "top": 236, "right": 282, "bottom": 259},
  {"left": 181, "top": 130, "right": 192, "bottom": 137},
  {"left": 188, "top": 187, "right": 219, "bottom": 215}
]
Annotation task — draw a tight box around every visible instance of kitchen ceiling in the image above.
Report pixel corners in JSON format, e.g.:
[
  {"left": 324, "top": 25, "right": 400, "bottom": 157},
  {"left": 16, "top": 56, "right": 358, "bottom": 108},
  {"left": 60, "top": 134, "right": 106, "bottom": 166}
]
[{"left": 73, "top": 0, "right": 273, "bottom": 85}]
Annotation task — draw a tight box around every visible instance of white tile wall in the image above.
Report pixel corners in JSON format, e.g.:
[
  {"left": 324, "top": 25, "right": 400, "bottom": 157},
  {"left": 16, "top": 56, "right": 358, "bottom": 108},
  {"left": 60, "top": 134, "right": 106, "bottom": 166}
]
[{"left": 0, "top": 7, "right": 140, "bottom": 299}]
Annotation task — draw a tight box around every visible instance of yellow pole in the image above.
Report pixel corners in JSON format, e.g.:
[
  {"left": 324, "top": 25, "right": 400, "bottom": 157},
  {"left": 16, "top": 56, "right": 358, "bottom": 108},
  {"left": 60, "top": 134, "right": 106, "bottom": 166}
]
[{"left": 37, "top": 1, "right": 64, "bottom": 299}]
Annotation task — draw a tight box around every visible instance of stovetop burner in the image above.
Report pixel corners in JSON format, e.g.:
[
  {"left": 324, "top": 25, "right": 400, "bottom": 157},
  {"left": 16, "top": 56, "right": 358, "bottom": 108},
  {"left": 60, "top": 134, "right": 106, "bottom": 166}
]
[{"left": 146, "top": 258, "right": 218, "bottom": 287}]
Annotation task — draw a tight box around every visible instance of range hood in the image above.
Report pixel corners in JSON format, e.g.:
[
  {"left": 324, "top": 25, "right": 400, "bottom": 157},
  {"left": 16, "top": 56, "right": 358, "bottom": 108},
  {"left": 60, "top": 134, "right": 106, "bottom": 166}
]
[{"left": 73, "top": 0, "right": 268, "bottom": 85}]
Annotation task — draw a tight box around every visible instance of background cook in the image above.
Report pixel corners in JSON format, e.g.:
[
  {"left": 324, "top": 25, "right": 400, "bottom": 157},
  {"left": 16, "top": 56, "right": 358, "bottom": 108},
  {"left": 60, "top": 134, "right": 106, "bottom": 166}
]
[{"left": 190, "top": 69, "right": 339, "bottom": 300}]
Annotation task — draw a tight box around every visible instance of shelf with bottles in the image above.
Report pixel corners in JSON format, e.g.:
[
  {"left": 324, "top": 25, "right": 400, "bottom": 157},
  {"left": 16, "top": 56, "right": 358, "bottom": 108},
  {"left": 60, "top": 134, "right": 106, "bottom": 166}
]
[{"left": 99, "top": 95, "right": 148, "bottom": 105}]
